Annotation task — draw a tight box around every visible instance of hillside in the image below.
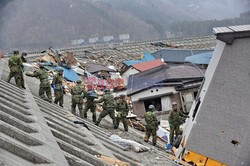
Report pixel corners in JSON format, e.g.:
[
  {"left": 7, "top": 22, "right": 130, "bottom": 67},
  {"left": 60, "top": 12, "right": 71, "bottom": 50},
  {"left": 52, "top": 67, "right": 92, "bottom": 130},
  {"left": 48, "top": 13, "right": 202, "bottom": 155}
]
[{"left": 0, "top": 0, "right": 249, "bottom": 52}]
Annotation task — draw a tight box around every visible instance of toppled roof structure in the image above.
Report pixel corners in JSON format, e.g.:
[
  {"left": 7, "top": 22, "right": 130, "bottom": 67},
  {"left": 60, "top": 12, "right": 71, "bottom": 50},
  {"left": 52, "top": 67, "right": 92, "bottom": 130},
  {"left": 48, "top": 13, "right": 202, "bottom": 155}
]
[
  {"left": 180, "top": 24, "right": 250, "bottom": 165},
  {"left": 127, "top": 64, "right": 204, "bottom": 96}
]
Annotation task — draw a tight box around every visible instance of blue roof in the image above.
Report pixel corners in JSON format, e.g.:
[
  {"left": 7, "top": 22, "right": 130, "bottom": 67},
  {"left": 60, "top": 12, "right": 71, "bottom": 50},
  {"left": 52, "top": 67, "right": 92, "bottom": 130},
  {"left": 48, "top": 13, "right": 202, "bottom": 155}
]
[
  {"left": 123, "top": 52, "right": 155, "bottom": 66},
  {"left": 185, "top": 51, "right": 213, "bottom": 64},
  {"left": 56, "top": 66, "right": 79, "bottom": 82},
  {"left": 152, "top": 49, "right": 213, "bottom": 63}
]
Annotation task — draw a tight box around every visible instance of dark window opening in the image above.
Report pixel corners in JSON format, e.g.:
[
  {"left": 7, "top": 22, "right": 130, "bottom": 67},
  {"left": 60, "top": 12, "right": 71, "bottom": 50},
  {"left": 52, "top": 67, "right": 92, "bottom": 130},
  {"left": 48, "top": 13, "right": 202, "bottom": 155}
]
[
  {"left": 144, "top": 98, "right": 162, "bottom": 111},
  {"left": 231, "top": 140, "right": 240, "bottom": 145},
  {"left": 194, "top": 91, "right": 198, "bottom": 98},
  {"left": 192, "top": 99, "right": 201, "bottom": 121}
]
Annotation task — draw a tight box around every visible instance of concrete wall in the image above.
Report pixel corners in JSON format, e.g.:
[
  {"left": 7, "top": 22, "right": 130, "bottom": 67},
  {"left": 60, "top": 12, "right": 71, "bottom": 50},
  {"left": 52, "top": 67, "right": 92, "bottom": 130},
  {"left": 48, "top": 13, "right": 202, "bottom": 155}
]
[
  {"left": 122, "top": 67, "right": 140, "bottom": 86},
  {"left": 130, "top": 86, "right": 177, "bottom": 102}
]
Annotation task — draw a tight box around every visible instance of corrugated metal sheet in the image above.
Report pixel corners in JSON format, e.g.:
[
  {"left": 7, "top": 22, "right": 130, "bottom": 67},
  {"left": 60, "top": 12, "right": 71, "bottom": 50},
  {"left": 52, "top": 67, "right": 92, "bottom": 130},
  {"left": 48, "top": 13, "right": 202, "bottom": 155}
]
[
  {"left": 152, "top": 49, "right": 212, "bottom": 63},
  {"left": 185, "top": 51, "right": 213, "bottom": 64}
]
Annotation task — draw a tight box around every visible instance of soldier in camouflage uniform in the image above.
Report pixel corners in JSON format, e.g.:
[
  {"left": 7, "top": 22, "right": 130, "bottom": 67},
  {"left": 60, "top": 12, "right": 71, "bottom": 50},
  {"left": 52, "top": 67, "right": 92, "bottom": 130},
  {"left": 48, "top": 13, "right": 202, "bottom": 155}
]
[
  {"left": 7, "top": 49, "right": 24, "bottom": 88},
  {"left": 71, "top": 80, "right": 86, "bottom": 115},
  {"left": 114, "top": 94, "right": 129, "bottom": 131},
  {"left": 144, "top": 105, "right": 158, "bottom": 146},
  {"left": 26, "top": 64, "right": 52, "bottom": 102},
  {"left": 95, "top": 89, "right": 116, "bottom": 128},
  {"left": 168, "top": 102, "right": 189, "bottom": 145},
  {"left": 52, "top": 68, "right": 64, "bottom": 107},
  {"left": 82, "top": 89, "right": 98, "bottom": 123}
]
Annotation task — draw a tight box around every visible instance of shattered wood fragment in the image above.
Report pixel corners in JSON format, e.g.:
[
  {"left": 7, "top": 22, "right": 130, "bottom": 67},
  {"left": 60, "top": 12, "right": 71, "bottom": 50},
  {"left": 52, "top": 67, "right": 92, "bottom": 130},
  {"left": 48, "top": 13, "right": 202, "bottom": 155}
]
[{"left": 96, "top": 155, "right": 131, "bottom": 166}]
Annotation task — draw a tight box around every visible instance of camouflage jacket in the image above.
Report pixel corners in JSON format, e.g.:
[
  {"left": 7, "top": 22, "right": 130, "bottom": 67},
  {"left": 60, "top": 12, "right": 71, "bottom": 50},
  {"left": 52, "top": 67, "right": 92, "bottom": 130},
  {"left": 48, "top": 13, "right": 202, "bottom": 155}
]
[
  {"left": 30, "top": 68, "right": 50, "bottom": 87},
  {"left": 8, "top": 54, "right": 23, "bottom": 73},
  {"left": 98, "top": 92, "right": 115, "bottom": 109},
  {"left": 71, "top": 84, "right": 85, "bottom": 102},
  {"left": 168, "top": 109, "right": 188, "bottom": 126},
  {"left": 116, "top": 100, "right": 129, "bottom": 117},
  {"left": 52, "top": 74, "right": 63, "bottom": 91},
  {"left": 145, "top": 111, "right": 158, "bottom": 129}
]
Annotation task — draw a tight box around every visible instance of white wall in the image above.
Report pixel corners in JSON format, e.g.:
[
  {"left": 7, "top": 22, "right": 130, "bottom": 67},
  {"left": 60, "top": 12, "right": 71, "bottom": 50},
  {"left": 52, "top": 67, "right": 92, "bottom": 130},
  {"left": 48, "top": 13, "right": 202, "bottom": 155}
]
[
  {"left": 122, "top": 67, "right": 140, "bottom": 86},
  {"left": 131, "top": 86, "right": 177, "bottom": 102},
  {"left": 161, "top": 96, "right": 172, "bottom": 111}
]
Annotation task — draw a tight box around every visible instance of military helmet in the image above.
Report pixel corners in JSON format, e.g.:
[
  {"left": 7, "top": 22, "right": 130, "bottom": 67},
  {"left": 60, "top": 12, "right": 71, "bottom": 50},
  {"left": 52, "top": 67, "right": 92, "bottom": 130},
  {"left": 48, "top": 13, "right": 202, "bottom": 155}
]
[
  {"left": 13, "top": 49, "right": 19, "bottom": 54},
  {"left": 172, "top": 102, "right": 177, "bottom": 106},
  {"left": 39, "top": 63, "right": 44, "bottom": 68},
  {"left": 119, "top": 94, "right": 126, "bottom": 98},
  {"left": 22, "top": 51, "right": 27, "bottom": 56},
  {"left": 76, "top": 80, "right": 82, "bottom": 84},
  {"left": 104, "top": 89, "right": 110, "bottom": 93},
  {"left": 149, "top": 105, "right": 155, "bottom": 110},
  {"left": 57, "top": 68, "right": 63, "bottom": 72}
]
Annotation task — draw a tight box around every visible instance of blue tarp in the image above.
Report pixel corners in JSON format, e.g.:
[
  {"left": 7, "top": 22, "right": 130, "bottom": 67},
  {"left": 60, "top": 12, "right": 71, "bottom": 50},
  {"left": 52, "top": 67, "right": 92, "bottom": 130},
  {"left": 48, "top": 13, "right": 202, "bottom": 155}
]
[
  {"left": 56, "top": 66, "right": 79, "bottom": 82},
  {"left": 185, "top": 51, "right": 213, "bottom": 64},
  {"left": 123, "top": 52, "right": 155, "bottom": 66}
]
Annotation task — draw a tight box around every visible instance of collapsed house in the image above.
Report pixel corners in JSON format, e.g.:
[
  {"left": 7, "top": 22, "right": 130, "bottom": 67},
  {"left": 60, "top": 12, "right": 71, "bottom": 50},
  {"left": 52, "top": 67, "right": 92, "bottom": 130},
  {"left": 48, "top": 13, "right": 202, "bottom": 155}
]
[
  {"left": 121, "top": 59, "right": 166, "bottom": 86},
  {"left": 178, "top": 25, "right": 250, "bottom": 165},
  {"left": 127, "top": 64, "right": 204, "bottom": 117}
]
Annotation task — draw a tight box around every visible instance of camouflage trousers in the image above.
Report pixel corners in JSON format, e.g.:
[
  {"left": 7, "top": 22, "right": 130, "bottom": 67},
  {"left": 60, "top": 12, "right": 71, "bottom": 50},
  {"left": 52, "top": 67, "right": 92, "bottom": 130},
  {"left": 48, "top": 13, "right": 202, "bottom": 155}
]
[
  {"left": 82, "top": 103, "right": 96, "bottom": 123},
  {"left": 71, "top": 100, "right": 83, "bottom": 116},
  {"left": 115, "top": 116, "right": 128, "bottom": 131},
  {"left": 54, "top": 90, "right": 64, "bottom": 107},
  {"left": 39, "top": 86, "right": 52, "bottom": 102},
  {"left": 7, "top": 71, "right": 23, "bottom": 88},
  {"left": 96, "top": 108, "right": 116, "bottom": 128},
  {"left": 144, "top": 127, "right": 157, "bottom": 146},
  {"left": 169, "top": 124, "right": 180, "bottom": 144}
]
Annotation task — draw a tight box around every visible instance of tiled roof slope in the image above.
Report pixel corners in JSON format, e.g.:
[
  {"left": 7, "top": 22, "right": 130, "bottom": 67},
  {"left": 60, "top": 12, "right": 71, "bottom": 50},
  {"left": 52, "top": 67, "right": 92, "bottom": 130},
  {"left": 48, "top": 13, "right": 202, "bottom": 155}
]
[
  {"left": 132, "top": 59, "right": 165, "bottom": 72},
  {"left": 0, "top": 60, "right": 143, "bottom": 166},
  {"left": 0, "top": 61, "right": 69, "bottom": 166}
]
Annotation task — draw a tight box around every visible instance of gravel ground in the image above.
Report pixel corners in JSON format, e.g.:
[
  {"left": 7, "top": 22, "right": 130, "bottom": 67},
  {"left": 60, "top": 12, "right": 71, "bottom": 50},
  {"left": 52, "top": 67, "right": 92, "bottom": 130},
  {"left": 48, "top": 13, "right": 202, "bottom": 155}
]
[{"left": 24, "top": 74, "right": 179, "bottom": 166}]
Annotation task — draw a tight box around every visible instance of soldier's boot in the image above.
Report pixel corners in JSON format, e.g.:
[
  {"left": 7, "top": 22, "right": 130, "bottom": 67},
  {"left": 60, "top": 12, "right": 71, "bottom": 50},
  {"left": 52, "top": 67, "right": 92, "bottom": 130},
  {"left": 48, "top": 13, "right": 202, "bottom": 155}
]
[
  {"left": 144, "top": 136, "right": 149, "bottom": 143},
  {"left": 112, "top": 118, "right": 117, "bottom": 129},
  {"left": 92, "top": 113, "right": 96, "bottom": 123},
  {"left": 114, "top": 118, "right": 119, "bottom": 129},
  {"left": 95, "top": 117, "right": 101, "bottom": 126},
  {"left": 16, "top": 78, "right": 22, "bottom": 89},
  {"left": 84, "top": 113, "right": 87, "bottom": 119},
  {"left": 124, "top": 122, "right": 128, "bottom": 132},
  {"left": 6, "top": 77, "right": 10, "bottom": 83},
  {"left": 152, "top": 136, "right": 157, "bottom": 146},
  {"left": 48, "top": 98, "right": 52, "bottom": 103},
  {"left": 71, "top": 107, "right": 76, "bottom": 115}
]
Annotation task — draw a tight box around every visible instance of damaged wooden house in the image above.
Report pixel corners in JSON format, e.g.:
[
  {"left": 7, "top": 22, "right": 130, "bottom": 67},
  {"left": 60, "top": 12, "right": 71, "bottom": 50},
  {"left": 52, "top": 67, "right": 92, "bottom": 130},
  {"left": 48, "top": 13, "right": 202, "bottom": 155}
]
[{"left": 127, "top": 64, "right": 204, "bottom": 117}]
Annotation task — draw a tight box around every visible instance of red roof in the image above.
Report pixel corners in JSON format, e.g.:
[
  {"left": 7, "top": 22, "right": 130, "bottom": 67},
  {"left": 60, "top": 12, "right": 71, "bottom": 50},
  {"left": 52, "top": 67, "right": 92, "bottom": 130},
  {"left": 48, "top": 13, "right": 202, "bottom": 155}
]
[{"left": 132, "top": 59, "right": 166, "bottom": 72}]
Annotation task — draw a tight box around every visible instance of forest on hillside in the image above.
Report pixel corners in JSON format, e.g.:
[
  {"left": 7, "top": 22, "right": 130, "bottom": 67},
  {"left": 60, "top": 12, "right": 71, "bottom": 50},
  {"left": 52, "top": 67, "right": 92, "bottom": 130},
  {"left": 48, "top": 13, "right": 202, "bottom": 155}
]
[{"left": 168, "top": 11, "right": 250, "bottom": 37}]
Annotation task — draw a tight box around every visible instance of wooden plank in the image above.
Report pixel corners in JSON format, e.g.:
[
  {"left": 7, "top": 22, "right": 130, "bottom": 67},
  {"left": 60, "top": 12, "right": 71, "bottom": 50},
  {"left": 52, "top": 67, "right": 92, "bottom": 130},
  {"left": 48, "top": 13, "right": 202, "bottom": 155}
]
[{"left": 97, "top": 155, "right": 131, "bottom": 166}]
